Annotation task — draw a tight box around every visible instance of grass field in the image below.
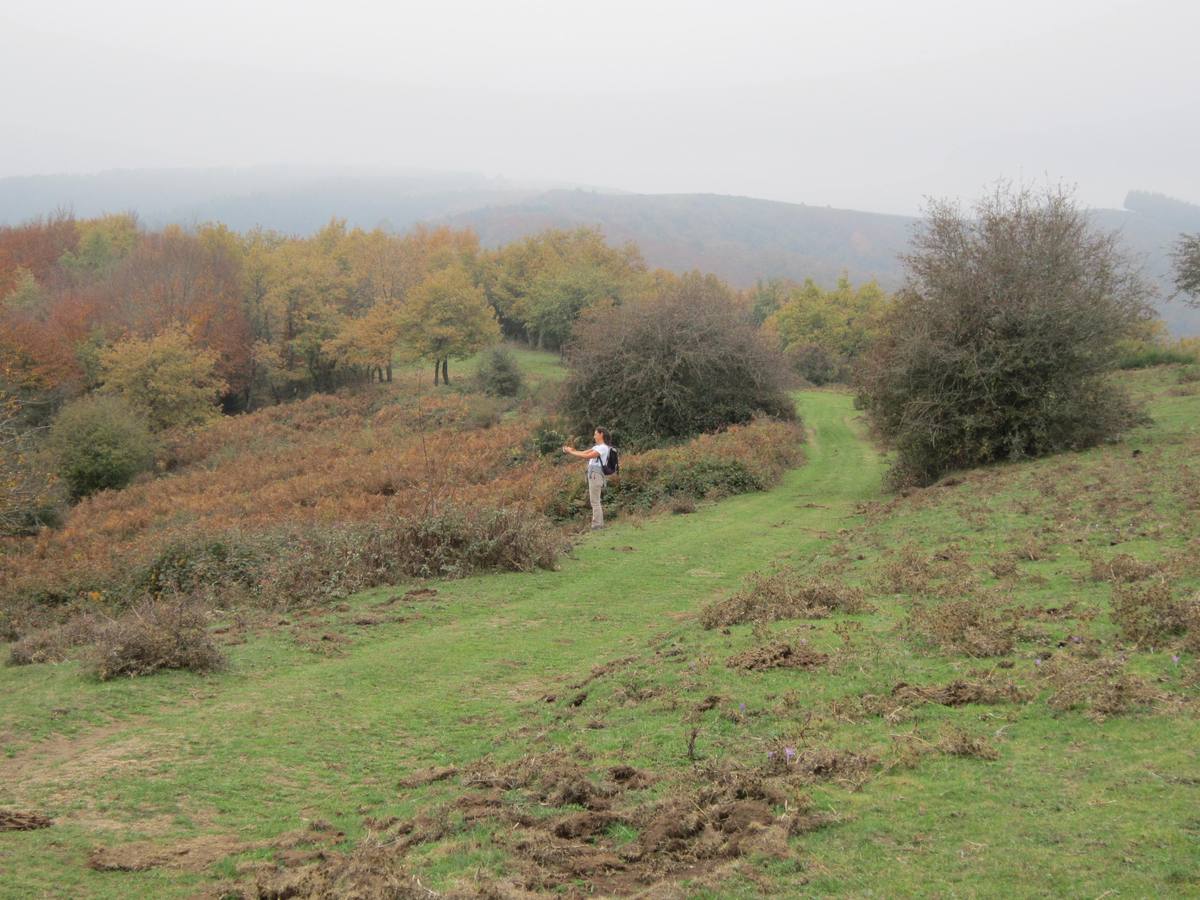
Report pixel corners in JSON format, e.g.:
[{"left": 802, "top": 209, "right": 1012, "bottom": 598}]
[
  {"left": 394, "top": 342, "right": 569, "bottom": 390},
  {"left": 2, "top": 363, "right": 1199, "bottom": 898}
]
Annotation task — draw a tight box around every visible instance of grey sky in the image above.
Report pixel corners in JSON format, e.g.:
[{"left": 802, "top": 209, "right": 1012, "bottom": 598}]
[{"left": 1, "top": 0, "right": 1196, "bottom": 214}]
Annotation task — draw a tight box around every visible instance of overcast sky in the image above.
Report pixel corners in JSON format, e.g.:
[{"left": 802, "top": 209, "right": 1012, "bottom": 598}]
[{"left": 1, "top": 0, "right": 1196, "bottom": 214}]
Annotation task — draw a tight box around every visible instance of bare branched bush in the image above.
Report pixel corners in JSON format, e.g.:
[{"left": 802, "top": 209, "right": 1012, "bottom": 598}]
[{"left": 856, "top": 184, "right": 1154, "bottom": 487}]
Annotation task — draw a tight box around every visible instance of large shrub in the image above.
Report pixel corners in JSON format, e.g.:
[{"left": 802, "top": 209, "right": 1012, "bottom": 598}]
[
  {"left": 856, "top": 185, "right": 1153, "bottom": 486},
  {"left": 99, "top": 325, "right": 227, "bottom": 431},
  {"left": 49, "top": 394, "right": 157, "bottom": 499},
  {"left": 561, "top": 272, "right": 794, "bottom": 447}
]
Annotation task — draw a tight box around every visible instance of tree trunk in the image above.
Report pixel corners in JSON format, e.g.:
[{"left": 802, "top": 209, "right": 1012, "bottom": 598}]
[
  {"left": 441, "top": 357, "right": 449, "bottom": 385},
  {"left": 433, "top": 359, "right": 440, "bottom": 386},
  {"left": 385, "top": 363, "right": 392, "bottom": 383}
]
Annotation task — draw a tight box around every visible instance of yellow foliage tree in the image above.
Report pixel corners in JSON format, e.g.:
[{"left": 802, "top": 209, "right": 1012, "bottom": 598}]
[
  {"left": 481, "top": 227, "right": 645, "bottom": 341},
  {"left": 99, "top": 326, "right": 227, "bottom": 431},
  {"left": 324, "top": 302, "right": 410, "bottom": 383},
  {"left": 763, "top": 276, "right": 889, "bottom": 384},
  {"left": 401, "top": 267, "right": 499, "bottom": 385}
]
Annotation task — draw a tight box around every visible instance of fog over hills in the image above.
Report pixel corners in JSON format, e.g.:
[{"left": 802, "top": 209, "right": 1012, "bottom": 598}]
[
  {"left": 2, "top": 168, "right": 1197, "bottom": 334},
  {"left": 0, "top": 167, "right": 546, "bottom": 233}
]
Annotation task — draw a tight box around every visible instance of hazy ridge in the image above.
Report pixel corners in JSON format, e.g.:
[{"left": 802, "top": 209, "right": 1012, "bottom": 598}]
[{"left": 2, "top": 169, "right": 1197, "bottom": 333}]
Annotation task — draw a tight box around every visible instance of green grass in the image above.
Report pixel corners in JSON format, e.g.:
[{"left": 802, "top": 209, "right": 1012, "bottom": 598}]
[
  {"left": 1116, "top": 346, "right": 1199, "bottom": 369},
  {"left": 2, "top": 369, "right": 1200, "bottom": 897},
  {"left": 392, "top": 341, "right": 569, "bottom": 390}
]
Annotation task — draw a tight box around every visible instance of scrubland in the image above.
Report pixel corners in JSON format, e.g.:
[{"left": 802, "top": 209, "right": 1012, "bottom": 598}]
[
  {"left": 1, "top": 348, "right": 803, "bottom": 651},
  {"left": 1, "top": 363, "right": 1198, "bottom": 897}
]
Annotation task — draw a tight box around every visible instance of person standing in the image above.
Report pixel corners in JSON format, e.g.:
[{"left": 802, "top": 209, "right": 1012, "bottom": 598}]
[{"left": 563, "top": 428, "right": 611, "bottom": 530}]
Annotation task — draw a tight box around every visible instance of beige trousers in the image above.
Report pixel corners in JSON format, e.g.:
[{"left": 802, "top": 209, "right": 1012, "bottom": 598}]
[{"left": 587, "top": 468, "right": 606, "bottom": 528}]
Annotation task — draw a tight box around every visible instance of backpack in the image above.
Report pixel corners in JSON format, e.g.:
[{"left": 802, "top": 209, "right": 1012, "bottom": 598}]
[{"left": 601, "top": 447, "right": 619, "bottom": 476}]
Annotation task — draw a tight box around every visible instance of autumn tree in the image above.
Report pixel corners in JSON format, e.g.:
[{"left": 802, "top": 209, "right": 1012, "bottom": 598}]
[
  {"left": 98, "top": 223, "right": 252, "bottom": 404},
  {"left": 325, "top": 302, "right": 408, "bottom": 383},
  {"left": 249, "top": 232, "right": 349, "bottom": 396},
  {"left": 749, "top": 278, "right": 789, "bottom": 325},
  {"left": 481, "top": 228, "right": 645, "bottom": 343},
  {"left": 0, "top": 212, "right": 79, "bottom": 297},
  {"left": 58, "top": 213, "right": 139, "bottom": 280},
  {"left": 525, "top": 261, "right": 628, "bottom": 352},
  {"left": 401, "top": 266, "right": 499, "bottom": 385},
  {"left": 763, "top": 276, "right": 889, "bottom": 384},
  {"left": 99, "top": 326, "right": 227, "bottom": 431}
]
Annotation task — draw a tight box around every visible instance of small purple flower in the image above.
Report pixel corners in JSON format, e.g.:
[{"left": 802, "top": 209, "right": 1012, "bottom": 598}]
[
  {"left": 1172, "top": 654, "right": 1181, "bottom": 666},
  {"left": 1034, "top": 657, "right": 1042, "bottom": 667},
  {"left": 739, "top": 703, "right": 746, "bottom": 713},
  {"left": 784, "top": 746, "right": 797, "bottom": 763},
  {"left": 1070, "top": 635, "right": 1082, "bottom": 644},
  {"left": 767, "top": 751, "right": 776, "bottom": 761}
]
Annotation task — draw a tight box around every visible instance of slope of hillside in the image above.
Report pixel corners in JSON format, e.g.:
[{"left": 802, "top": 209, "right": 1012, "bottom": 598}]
[
  {"left": 447, "top": 189, "right": 1200, "bottom": 335},
  {"left": 446, "top": 189, "right": 915, "bottom": 290},
  {"left": 2, "top": 366, "right": 1198, "bottom": 897}
]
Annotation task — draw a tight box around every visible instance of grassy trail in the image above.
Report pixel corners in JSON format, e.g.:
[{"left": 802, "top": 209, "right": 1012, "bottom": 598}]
[{"left": 0, "top": 391, "right": 882, "bottom": 897}]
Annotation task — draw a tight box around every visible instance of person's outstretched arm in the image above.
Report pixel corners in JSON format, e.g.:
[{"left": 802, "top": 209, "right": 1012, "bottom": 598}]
[{"left": 562, "top": 445, "right": 600, "bottom": 459}]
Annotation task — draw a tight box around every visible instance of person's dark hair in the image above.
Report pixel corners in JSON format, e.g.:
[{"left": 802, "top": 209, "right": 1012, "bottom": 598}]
[{"left": 594, "top": 427, "right": 609, "bottom": 443}]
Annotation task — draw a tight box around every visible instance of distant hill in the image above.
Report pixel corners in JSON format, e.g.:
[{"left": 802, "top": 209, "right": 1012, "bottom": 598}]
[
  {"left": 443, "top": 189, "right": 1200, "bottom": 336},
  {"left": 441, "top": 190, "right": 916, "bottom": 291},
  {"left": 0, "top": 166, "right": 543, "bottom": 234},
  {"left": 2, "top": 168, "right": 1197, "bottom": 334}
]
